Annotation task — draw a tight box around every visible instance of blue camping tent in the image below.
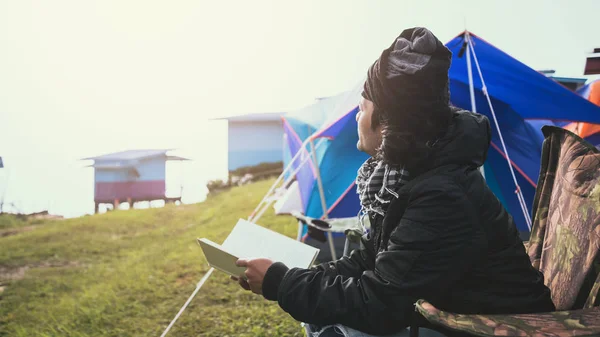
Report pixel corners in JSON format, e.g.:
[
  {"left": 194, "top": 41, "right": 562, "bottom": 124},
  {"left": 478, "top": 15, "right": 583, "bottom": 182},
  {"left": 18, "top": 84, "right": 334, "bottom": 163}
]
[
  {"left": 280, "top": 84, "right": 367, "bottom": 259},
  {"left": 277, "top": 31, "right": 600, "bottom": 249},
  {"left": 282, "top": 83, "right": 368, "bottom": 221},
  {"left": 282, "top": 93, "right": 347, "bottom": 211},
  {"left": 446, "top": 32, "right": 600, "bottom": 233}
]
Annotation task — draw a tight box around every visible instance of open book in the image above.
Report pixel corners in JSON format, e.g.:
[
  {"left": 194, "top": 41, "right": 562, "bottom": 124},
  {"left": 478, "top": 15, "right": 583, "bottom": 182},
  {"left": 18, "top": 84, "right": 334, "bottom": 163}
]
[{"left": 197, "top": 219, "right": 320, "bottom": 278}]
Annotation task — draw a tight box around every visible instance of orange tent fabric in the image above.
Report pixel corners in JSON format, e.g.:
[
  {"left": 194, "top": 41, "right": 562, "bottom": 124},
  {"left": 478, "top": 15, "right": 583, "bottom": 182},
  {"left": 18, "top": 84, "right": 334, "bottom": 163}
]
[
  {"left": 590, "top": 80, "right": 600, "bottom": 105},
  {"left": 564, "top": 80, "right": 600, "bottom": 138}
]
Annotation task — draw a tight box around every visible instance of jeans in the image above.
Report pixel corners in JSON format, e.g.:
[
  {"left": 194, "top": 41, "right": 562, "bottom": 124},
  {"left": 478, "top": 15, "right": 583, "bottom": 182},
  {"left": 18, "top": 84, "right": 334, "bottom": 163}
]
[{"left": 305, "top": 324, "right": 446, "bottom": 337}]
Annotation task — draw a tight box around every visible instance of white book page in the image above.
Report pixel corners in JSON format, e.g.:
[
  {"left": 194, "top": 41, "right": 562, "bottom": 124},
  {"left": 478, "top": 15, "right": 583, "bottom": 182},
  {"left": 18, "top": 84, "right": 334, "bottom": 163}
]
[
  {"left": 197, "top": 238, "right": 247, "bottom": 278},
  {"left": 222, "top": 219, "right": 319, "bottom": 268}
]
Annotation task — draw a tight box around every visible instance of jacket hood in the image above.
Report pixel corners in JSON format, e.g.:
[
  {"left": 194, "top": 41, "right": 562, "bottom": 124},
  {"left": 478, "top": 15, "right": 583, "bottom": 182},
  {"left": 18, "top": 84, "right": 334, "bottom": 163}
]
[{"left": 425, "top": 108, "right": 491, "bottom": 170}]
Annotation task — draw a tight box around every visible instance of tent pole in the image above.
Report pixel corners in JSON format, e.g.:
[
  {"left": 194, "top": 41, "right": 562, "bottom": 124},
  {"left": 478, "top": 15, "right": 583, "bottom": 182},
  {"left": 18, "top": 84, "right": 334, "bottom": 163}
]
[
  {"left": 296, "top": 220, "right": 304, "bottom": 241},
  {"left": 466, "top": 36, "right": 532, "bottom": 230},
  {"left": 249, "top": 137, "right": 324, "bottom": 222},
  {"left": 249, "top": 138, "right": 325, "bottom": 223},
  {"left": 466, "top": 32, "right": 486, "bottom": 180},
  {"left": 465, "top": 32, "right": 477, "bottom": 114},
  {"left": 309, "top": 139, "right": 337, "bottom": 261}
]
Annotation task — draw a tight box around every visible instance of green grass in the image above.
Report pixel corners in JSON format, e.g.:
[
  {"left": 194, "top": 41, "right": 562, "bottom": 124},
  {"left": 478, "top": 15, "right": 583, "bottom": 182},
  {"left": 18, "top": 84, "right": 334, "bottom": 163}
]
[
  {"left": 0, "top": 179, "right": 304, "bottom": 337},
  {"left": 0, "top": 213, "right": 47, "bottom": 231}
]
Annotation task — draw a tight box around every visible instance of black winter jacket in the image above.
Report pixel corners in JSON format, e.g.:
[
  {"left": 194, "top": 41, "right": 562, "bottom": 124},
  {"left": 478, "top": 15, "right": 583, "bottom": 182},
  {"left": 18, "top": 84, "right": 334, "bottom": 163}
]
[{"left": 262, "top": 110, "right": 555, "bottom": 335}]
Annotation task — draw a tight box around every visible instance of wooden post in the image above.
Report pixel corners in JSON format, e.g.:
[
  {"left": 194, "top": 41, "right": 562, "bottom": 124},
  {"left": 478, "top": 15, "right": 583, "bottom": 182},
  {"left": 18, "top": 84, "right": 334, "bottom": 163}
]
[
  {"left": 113, "top": 199, "right": 119, "bottom": 211},
  {"left": 127, "top": 197, "right": 132, "bottom": 210},
  {"left": 94, "top": 202, "right": 99, "bottom": 214}
]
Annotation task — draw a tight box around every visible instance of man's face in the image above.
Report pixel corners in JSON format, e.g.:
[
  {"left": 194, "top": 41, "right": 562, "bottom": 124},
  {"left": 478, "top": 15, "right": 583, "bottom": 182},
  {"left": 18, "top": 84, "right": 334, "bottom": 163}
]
[{"left": 356, "top": 97, "right": 383, "bottom": 157}]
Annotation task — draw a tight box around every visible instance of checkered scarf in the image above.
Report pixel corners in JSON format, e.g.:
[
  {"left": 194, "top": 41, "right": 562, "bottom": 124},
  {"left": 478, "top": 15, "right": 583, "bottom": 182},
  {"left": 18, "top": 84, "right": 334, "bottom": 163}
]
[{"left": 356, "top": 158, "right": 410, "bottom": 216}]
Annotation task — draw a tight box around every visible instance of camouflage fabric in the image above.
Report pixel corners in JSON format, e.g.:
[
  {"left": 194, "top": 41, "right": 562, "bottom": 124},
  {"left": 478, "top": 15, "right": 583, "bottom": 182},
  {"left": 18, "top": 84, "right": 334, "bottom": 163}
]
[
  {"left": 584, "top": 271, "right": 600, "bottom": 309},
  {"left": 528, "top": 126, "right": 600, "bottom": 310},
  {"left": 414, "top": 127, "right": 600, "bottom": 337},
  {"left": 415, "top": 299, "right": 600, "bottom": 337}
]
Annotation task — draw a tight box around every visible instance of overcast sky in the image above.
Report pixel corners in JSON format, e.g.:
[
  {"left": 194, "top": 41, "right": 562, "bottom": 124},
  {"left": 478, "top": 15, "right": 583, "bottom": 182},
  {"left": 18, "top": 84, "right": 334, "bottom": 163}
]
[{"left": 1, "top": 0, "right": 598, "bottom": 217}]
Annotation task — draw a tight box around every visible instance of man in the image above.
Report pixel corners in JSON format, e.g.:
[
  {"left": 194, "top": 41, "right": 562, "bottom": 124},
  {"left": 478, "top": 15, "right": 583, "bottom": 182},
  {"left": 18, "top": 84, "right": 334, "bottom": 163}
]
[{"left": 234, "top": 27, "right": 555, "bottom": 336}]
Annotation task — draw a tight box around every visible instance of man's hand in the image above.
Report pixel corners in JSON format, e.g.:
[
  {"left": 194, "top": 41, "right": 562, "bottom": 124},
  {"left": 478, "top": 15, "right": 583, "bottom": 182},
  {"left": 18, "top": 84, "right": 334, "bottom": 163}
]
[
  {"left": 231, "top": 258, "right": 274, "bottom": 295},
  {"left": 230, "top": 275, "right": 251, "bottom": 291}
]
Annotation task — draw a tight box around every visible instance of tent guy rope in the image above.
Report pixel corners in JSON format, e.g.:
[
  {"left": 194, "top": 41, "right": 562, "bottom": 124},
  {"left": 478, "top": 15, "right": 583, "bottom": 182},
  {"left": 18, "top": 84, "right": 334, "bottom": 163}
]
[
  {"left": 159, "top": 268, "right": 214, "bottom": 337},
  {"left": 465, "top": 33, "right": 532, "bottom": 230}
]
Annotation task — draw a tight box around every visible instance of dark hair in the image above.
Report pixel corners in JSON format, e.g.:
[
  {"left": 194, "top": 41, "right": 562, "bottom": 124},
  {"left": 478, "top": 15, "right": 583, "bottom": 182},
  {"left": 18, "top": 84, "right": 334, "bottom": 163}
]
[{"left": 371, "top": 77, "right": 452, "bottom": 171}]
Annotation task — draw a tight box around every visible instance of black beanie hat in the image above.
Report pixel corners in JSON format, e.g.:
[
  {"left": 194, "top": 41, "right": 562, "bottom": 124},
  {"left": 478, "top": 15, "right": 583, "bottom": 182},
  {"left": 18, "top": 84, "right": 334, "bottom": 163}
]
[{"left": 362, "top": 27, "right": 452, "bottom": 115}]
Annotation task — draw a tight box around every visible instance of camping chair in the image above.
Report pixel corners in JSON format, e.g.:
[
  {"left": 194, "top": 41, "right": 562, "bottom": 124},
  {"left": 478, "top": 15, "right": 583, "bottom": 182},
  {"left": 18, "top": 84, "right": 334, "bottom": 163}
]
[
  {"left": 412, "top": 126, "right": 600, "bottom": 337},
  {"left": 291, "top": 211, "right": 368, "bottom": 259}
]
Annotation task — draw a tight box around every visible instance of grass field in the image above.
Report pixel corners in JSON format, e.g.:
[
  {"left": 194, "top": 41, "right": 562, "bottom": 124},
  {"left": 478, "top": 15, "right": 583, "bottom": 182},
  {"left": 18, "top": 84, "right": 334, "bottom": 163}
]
[{"left": 0, "top": 179, "right": 304, "bottom": 337}]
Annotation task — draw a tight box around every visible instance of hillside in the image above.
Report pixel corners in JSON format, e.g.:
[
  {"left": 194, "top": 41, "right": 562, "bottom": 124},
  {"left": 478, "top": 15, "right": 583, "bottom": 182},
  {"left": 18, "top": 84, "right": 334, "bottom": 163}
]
[{"left": 0, "top": 179, "right": 303, "bottom": 337}]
